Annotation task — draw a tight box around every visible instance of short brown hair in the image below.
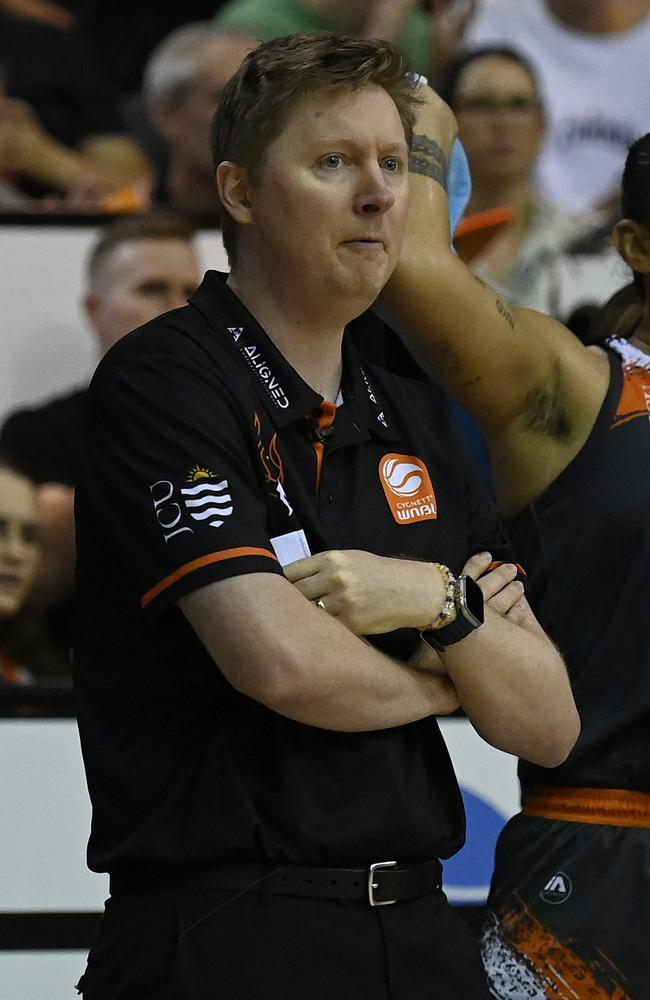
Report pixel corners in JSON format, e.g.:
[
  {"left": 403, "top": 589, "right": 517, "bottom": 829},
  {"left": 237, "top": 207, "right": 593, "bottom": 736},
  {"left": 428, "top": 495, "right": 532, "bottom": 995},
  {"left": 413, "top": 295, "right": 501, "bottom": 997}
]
[
  {"left": 211, "top": 32, "right": 420, "bottom": 266},
  {"left": 87, "top": 210, "right": 196, "bottom": 289}
]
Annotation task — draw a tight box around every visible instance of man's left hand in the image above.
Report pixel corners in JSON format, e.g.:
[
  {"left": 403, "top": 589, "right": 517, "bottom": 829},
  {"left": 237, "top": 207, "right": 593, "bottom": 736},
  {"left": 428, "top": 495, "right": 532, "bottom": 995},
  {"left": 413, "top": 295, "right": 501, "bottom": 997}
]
[{"left": 284, "top": 549, "right": 444, "bottom": 635}]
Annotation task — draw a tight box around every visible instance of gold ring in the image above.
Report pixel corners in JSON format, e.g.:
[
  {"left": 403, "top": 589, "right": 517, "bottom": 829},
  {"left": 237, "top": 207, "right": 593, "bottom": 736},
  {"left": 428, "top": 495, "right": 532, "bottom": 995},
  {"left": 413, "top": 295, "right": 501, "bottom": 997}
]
[{"left": 316, "top": 598, "right": 326, "bottom": 611}]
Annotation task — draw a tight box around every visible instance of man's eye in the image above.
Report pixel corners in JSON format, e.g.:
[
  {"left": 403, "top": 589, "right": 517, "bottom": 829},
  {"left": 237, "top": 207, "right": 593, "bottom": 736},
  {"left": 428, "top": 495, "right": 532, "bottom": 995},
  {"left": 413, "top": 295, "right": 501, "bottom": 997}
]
[
  {"left": 320, "top": 154, "right": 344, "bottom": 169},
  {"left": 382, "top": 158, "right": 401, "bottom": 172}
]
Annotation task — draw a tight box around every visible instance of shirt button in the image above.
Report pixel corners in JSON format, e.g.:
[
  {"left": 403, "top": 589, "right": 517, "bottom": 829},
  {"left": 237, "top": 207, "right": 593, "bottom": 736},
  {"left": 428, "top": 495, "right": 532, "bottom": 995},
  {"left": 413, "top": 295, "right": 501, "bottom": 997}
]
[{"left": 327, "top": 494, "right": 335, "bottom": 503}]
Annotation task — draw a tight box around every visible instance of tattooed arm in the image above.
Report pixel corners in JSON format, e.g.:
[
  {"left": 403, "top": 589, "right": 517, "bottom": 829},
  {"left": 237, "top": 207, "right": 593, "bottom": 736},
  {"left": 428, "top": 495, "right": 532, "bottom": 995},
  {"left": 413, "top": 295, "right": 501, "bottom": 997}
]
[{"left": 382, "top": 86, "right": 610, "bottom": 514}]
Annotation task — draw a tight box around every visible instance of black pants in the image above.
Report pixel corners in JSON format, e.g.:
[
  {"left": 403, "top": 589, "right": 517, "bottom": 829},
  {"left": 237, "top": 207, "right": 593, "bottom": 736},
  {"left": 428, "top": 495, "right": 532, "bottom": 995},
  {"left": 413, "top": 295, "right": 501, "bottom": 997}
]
[{"left": 77, "top": 884, "right": 492, "bottom": 999}]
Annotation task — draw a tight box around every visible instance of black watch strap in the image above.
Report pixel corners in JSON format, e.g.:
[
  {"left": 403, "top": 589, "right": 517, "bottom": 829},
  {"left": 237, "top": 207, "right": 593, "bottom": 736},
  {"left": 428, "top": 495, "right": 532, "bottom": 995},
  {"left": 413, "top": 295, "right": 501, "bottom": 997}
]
[{"left": 421, "top": 575, "right": 484, "bottom": 651}]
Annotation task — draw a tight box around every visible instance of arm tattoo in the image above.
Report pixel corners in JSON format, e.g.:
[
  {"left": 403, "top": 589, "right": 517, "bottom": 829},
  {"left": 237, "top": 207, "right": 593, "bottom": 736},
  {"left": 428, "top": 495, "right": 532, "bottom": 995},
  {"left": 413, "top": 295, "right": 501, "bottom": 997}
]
[
  {"left": 475, "top": 274, "right": 516, "bottom": 331},
  {"left": 409, "top": 134, "right": 448, "bottom": 190},
  {"left": 496, "top": 298, "right": 515, "bottom": 330}
]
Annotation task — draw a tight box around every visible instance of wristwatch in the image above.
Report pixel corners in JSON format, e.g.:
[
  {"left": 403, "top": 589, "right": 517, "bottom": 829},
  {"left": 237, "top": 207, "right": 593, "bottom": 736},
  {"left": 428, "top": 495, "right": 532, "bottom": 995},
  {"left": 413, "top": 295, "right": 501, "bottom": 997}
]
[{"left": 421, "top": 573, "right": 484, "bottom": 651}]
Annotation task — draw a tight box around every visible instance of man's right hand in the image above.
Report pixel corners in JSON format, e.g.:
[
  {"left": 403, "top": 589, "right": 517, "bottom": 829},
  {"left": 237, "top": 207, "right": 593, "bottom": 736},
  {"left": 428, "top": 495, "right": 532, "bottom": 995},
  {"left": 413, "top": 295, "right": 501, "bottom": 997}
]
[{"left": 461, "top": 551, "right": 528, "bottom": 624}]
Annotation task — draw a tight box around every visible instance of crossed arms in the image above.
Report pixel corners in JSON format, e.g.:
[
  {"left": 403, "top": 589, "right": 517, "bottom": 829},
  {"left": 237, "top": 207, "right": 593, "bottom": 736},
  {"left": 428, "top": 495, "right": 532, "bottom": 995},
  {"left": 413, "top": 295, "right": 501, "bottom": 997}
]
[{"left": 181, "top": 547, "right": 579, "bottom": 767}]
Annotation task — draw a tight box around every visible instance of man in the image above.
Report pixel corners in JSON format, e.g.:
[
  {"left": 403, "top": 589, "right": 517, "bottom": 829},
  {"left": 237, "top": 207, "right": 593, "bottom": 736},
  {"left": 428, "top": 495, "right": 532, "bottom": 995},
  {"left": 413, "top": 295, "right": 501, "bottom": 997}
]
[
  {"left": 463, "top": 0, "right": 650, "bottom": 211},
  {"left": 143, "top": 24, "right": 255, "bottom": 225},
  {"left": 1, "top": 211, "right": 200, "bottom": 611},
  {"left": 444, "top": 45, "right": 610, "bottom": 314},
  {"left": 74, "top": 34, "right": 577, "bottom": 999},
  {"left": 382, "top": 84, "right": 650, "bottom": 996}
]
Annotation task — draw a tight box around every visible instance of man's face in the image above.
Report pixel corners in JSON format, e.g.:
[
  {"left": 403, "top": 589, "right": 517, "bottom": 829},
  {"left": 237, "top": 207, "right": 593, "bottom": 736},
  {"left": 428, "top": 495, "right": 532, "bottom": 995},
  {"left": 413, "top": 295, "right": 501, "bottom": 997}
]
[
  {"left": 454, "top": 56, "right": 544, "bottom": 189},
  {"left": 162, "top": 34, "right": 255, "bottom": 175},
  {"left": 240, "top": 84, "right": 410, "bottom": 312},
  {"left": 86, "top": 237, "right": 201, "bottom": 353},
  {"left": 0, "top": 469, "right": 38, "bottom": 620}
]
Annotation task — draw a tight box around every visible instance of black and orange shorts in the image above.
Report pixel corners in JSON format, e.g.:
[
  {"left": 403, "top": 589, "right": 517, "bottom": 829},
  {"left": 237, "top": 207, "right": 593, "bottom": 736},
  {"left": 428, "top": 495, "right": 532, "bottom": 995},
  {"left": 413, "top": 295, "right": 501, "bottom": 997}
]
[{"left": 481, "top": 787, "right": 650, "bottom": 999}]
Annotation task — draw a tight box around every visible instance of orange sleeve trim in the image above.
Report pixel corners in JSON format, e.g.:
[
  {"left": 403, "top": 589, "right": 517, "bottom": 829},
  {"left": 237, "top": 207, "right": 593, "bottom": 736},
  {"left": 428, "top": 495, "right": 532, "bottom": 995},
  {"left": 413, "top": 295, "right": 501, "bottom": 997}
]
[{"left": 141, "top": 546, "right": 279, "bottom": 608}]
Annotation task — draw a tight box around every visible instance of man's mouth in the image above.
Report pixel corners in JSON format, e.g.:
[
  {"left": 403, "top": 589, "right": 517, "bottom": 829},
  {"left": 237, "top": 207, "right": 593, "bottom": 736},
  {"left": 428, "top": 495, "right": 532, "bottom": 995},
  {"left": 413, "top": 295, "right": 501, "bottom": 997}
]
[{"left": 341, "top": 238, "right": 385, "bottom": 250}]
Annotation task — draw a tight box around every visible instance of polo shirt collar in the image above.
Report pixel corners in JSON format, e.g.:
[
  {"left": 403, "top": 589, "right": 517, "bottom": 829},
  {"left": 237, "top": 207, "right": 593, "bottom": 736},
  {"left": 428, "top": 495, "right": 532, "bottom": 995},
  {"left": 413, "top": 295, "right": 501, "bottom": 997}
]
[
  {"left": 189, "top": 270, "right": 397, "bottom": 440},
  {"left": 340, "top": 334, "right": 398, "bottom": 441},
  {"left": 189, "top": 271, "right": 320, "bottom": 427}
]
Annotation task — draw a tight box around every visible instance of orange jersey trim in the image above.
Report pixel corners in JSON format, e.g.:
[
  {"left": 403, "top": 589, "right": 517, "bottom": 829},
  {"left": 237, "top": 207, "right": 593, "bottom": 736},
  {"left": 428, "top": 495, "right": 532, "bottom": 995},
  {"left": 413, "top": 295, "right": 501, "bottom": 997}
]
[
  {"left": 311, "top": 401, "right": 336, "bottom": 493},
  {"left": 523, "top": 785, "right": 650, "bottom": 828},
  {"left": 141, "top": 547, "right": 279, "bottom": 608}
]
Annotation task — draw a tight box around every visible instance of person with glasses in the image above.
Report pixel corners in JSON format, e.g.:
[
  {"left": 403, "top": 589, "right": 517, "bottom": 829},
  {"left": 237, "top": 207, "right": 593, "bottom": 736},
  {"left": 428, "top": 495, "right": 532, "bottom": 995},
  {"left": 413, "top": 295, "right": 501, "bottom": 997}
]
[
  {"left": 463, "top": 0, "right": 650, "bottom": 213},
  {"left": 444, "top": 46, "right": 602, "bottom": 314}
]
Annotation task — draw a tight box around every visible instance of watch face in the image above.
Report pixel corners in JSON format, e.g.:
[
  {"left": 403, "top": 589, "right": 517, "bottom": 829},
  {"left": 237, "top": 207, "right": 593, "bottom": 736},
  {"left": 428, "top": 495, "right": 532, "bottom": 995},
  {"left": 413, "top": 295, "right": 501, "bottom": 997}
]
[{"left": 459, "top": 575, "right": 484, "bottom": 628}]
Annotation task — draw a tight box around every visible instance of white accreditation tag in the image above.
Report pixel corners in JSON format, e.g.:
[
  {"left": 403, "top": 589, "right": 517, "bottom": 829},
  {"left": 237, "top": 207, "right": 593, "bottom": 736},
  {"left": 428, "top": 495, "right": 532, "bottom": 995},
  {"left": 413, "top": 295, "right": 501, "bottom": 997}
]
[{"left": 270, "top": 529, "right": 312, "bottom": 567}]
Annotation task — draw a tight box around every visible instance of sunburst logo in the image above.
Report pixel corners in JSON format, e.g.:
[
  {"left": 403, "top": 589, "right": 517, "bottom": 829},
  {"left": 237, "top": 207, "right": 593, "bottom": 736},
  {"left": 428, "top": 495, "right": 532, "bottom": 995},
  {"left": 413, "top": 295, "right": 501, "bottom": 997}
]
[
  {"left": 186, "top": 465, "right": 216, "bottom": 483},
  {"left": 181, "top": 466, "right": 232, "bottom": 529}
]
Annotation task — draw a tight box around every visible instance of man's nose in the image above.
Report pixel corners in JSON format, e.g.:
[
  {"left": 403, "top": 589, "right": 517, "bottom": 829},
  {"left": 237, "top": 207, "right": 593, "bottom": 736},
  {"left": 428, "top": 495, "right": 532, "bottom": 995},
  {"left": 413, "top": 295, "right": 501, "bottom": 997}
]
[
  {"left": 353, "top": 168, "right": 396, "bottom": 215},
  {"left": 3, "top": 528, "right": 29, "bottom": 563}
]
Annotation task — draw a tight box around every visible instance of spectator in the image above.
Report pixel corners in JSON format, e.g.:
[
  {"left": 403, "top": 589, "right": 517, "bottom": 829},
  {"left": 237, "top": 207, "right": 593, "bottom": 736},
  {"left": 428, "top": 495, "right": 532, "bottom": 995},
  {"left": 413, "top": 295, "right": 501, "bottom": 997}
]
[
  {"left": 215, "top": 0, "right": 434, "bottom": 76},
  {"left": 143, "top": 24, "right": 254, "bottom": 225},
  {"left": 463, "top": 0, "right": 650, "bottom": 211},
  {"left": 0, "top": 8, "right": 151, "bottom": 205},
  {"left": 444, "top": 46, "right": 603, "bottom": 313},
  {"left": 0, "top": 462, "right": 67, "bottom": 687},
  {"left": 0, "top": 211, "right": 201, "bottom": 645}
]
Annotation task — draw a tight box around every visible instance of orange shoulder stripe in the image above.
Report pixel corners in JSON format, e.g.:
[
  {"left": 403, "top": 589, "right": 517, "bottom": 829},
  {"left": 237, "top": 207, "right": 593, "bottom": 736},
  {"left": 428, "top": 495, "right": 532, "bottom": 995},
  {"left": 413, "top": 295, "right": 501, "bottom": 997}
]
[{"left": 141, "top": 546, "right": 279, "bottom": 608}]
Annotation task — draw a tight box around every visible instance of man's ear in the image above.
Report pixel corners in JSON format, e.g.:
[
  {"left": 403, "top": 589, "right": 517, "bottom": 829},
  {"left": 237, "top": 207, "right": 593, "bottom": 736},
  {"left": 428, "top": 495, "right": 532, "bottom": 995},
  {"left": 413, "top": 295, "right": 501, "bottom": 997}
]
[
  {"left": 216, "top": 161, "right": 253, "bottom": 226},
  {"left": 613, "top": 219, "right": 650, "bottom": 274}
]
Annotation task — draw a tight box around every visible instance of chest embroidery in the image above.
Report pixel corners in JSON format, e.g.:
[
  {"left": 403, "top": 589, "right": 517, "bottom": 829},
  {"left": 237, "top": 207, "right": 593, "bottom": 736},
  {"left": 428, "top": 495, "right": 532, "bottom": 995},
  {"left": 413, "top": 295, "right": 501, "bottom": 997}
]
[
  {"left": 379, "top": 453, "right": 438, "bottom": 525},
  {"left": 254, "top": 414, "right": 293, "bottom": 516}
]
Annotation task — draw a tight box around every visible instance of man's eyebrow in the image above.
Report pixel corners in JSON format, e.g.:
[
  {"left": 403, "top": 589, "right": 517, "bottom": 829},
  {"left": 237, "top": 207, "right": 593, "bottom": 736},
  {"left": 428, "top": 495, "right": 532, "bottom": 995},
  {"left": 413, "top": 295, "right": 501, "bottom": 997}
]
[{"left": 311, "top": 137, "right": 407, "bottom": 150}]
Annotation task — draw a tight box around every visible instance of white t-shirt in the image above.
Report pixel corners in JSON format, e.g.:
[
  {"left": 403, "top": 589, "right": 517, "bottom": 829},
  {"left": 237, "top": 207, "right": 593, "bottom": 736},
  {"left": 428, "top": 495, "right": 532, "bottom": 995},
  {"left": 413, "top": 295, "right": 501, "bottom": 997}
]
[{"left": 464, "top": 0, "right": 650, "bottom": 210}]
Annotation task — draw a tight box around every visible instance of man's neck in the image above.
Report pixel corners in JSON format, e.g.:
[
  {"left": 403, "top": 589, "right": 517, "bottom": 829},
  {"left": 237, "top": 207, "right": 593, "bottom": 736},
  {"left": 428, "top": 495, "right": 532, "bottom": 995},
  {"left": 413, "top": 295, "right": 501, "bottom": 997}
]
[
  {"left": 227, "top": 267, "right": 347, "bottom": 403},
  {"left": 630, "top": 301, "right": 650, "bottom": 356},
  {"left": 545, "top": 0, "right": 650, "bottom": 34},
  {"left": 468, "top": 177, "right": 534, "bottom": 222}
]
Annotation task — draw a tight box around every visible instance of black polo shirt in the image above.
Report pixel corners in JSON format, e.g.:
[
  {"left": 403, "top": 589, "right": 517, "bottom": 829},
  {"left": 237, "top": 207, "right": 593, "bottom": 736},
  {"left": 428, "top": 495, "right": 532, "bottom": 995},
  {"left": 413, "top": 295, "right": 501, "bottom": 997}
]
[{"left": 74, "top": 271, "right": 513, "bottom": 874}]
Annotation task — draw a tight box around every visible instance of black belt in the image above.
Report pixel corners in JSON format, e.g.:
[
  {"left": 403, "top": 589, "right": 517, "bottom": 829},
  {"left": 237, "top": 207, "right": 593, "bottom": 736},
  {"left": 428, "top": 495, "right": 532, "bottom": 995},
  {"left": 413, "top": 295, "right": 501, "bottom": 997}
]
[{"left": 110, "top": 858, "right": 443, "bottom": 907}]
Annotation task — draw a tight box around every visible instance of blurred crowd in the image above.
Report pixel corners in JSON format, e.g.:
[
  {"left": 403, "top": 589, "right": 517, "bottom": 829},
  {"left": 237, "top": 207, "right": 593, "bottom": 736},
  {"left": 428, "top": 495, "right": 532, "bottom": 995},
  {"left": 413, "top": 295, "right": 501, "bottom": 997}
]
[{"left": 1, "top": 0, "right": 649, "bottom": 700}]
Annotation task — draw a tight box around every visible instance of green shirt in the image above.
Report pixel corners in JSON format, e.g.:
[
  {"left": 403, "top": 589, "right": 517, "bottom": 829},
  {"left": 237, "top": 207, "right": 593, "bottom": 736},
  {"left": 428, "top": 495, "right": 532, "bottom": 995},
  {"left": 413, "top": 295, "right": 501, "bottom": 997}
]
[{"left": 215, "top": 0, "right": 433, "bottom": 76}]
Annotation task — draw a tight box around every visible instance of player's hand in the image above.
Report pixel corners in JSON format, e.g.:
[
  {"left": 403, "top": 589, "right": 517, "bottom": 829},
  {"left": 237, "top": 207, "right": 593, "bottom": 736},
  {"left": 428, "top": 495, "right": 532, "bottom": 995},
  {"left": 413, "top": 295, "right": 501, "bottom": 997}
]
[{"left": 284, "top": 549, "right": 446, "bottom": 635}]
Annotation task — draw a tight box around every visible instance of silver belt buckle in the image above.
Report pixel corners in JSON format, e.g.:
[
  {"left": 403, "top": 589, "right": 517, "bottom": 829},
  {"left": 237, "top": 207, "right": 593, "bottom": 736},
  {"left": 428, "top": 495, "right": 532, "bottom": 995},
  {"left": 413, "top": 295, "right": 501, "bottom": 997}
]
[{"left": 368, "top": 860, "right": 397, "bottom": 906}]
